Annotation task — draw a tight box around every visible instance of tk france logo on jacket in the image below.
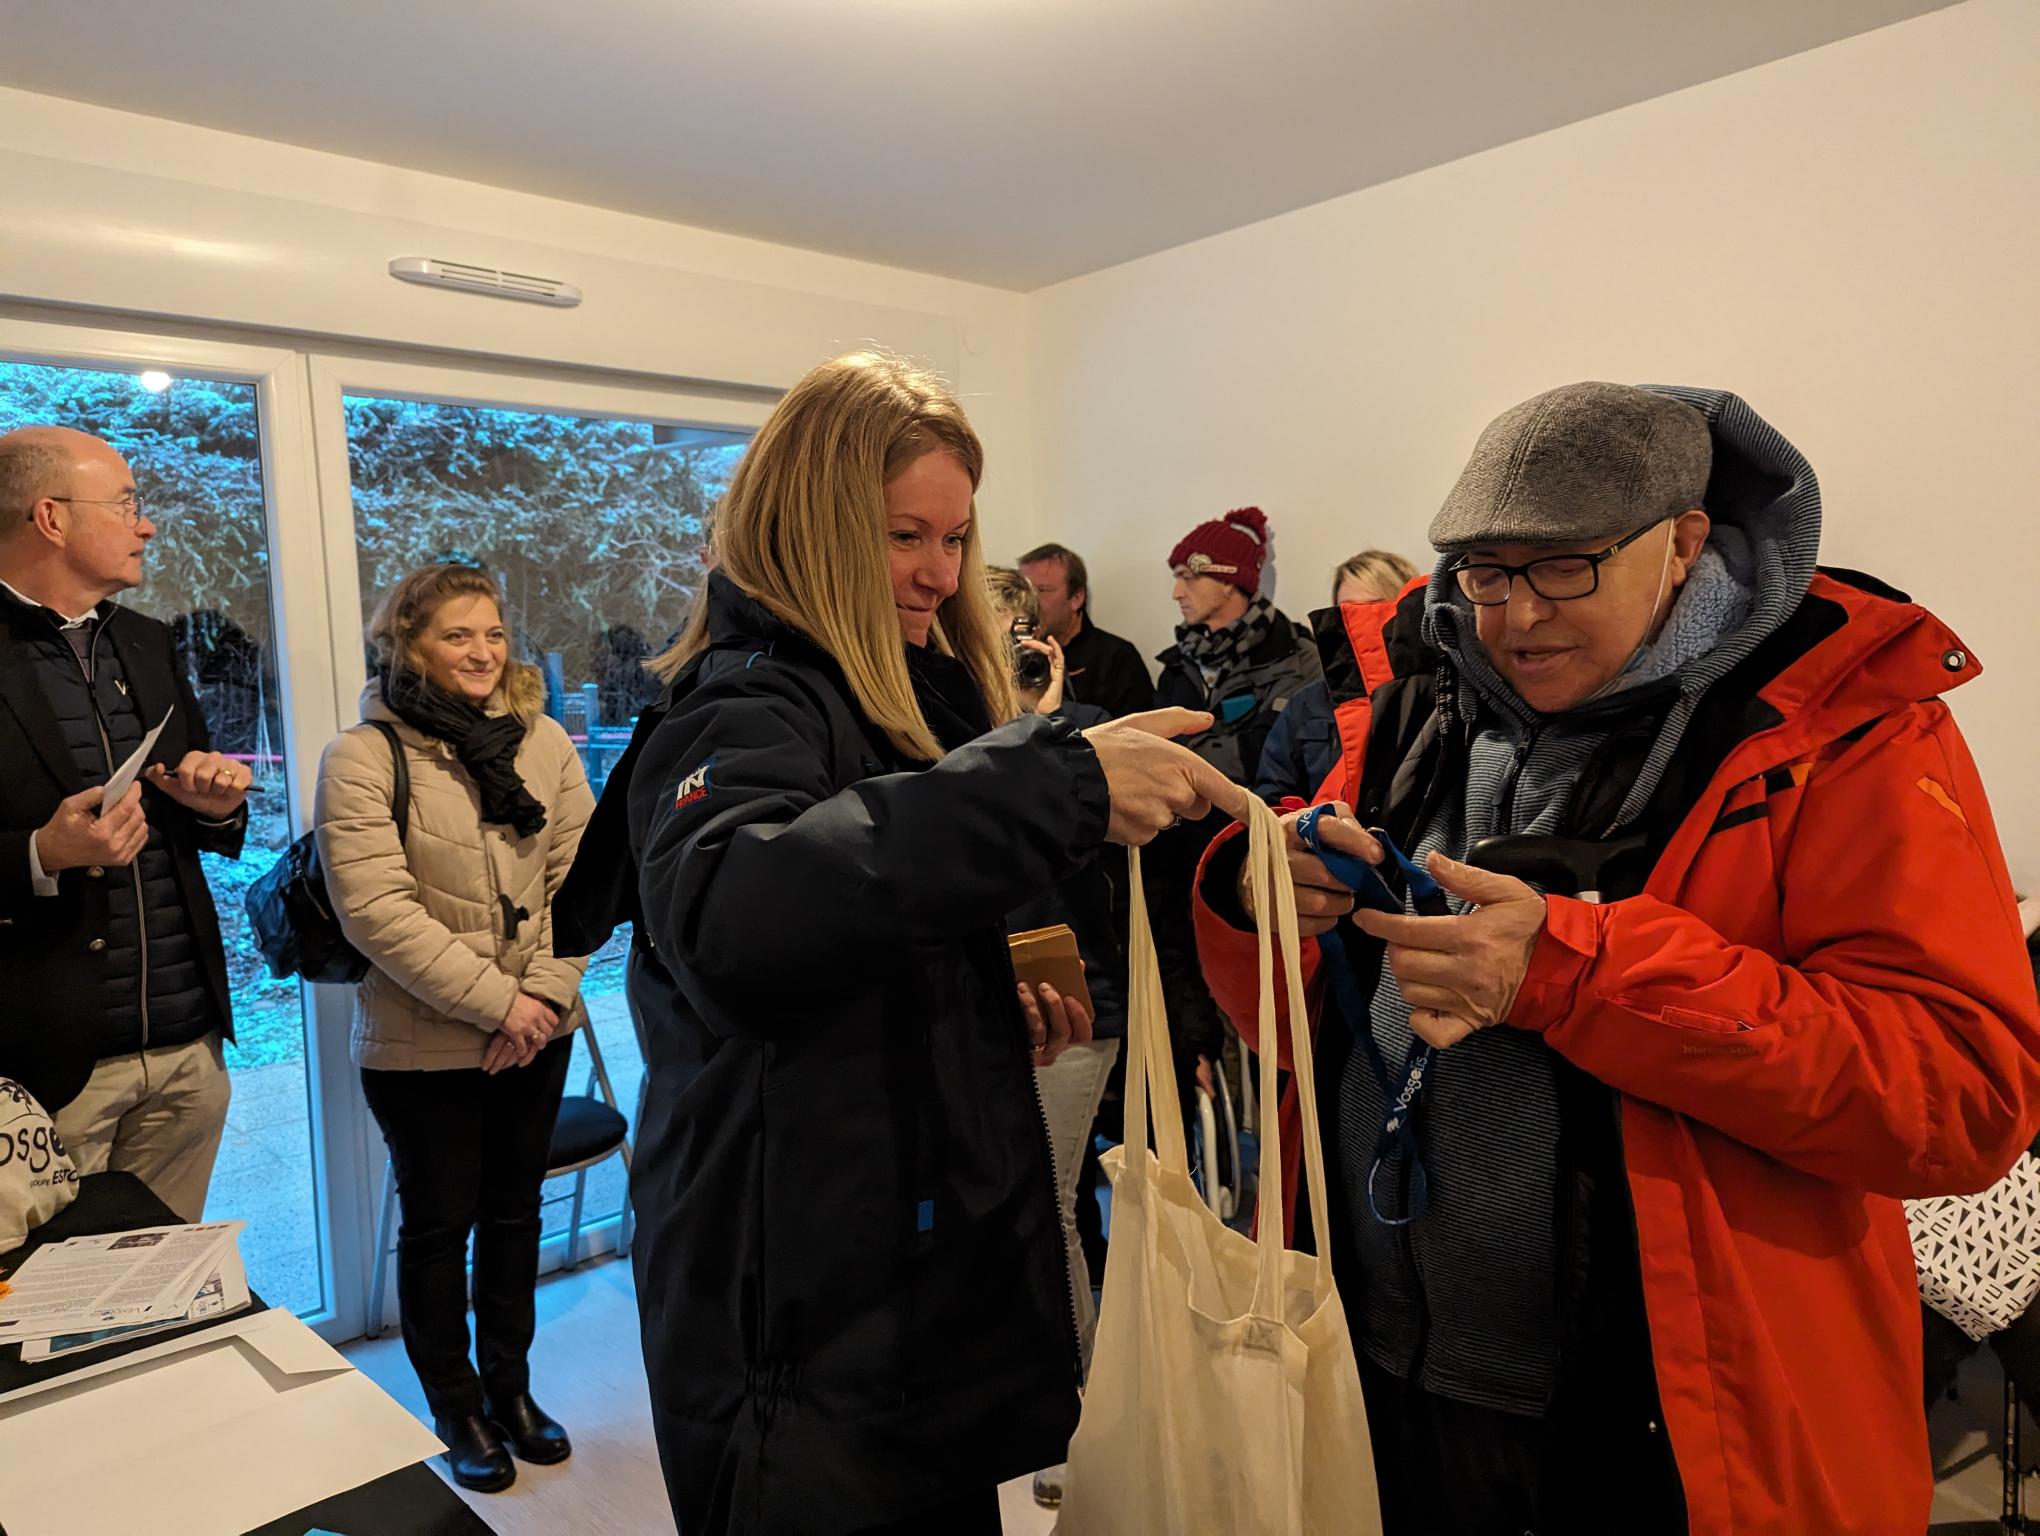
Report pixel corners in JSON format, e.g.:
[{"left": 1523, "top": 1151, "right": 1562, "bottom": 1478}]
[{"left": 673, "top": 756, "right": 715, "bottom": 811}]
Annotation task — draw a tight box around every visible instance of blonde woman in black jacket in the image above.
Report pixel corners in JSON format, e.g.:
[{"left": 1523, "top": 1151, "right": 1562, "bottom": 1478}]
[{"left": 569, "top": 353, "right": 1242, "bottom": 1536}]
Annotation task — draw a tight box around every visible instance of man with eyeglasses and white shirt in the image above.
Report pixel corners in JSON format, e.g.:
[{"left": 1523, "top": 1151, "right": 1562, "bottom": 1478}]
[
  {"left": 1192, "top": 383, "right": 2040, "bottom": 1533},
  {"left": 0, "top": 425, "right": 251, "bottom": 1222}
]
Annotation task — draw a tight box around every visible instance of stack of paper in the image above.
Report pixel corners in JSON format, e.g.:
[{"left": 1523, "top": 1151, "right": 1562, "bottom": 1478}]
[
  {"left": 0, "top": 1219, "right": 246, "bottom": 1347},
  {"left": 21, "top": 1247, "right": 250, "bottom": 1362}
]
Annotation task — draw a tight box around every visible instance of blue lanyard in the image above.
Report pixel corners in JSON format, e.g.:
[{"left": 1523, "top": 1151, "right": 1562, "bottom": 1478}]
[{"left": 1296, "top": 807, "right": 1448, "bottom": 1226}]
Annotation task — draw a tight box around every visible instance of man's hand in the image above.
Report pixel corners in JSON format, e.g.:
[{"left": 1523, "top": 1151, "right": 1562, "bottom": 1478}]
[
  {"left": 1239, "top": 801, "right": 1380, "bottom": 937},
  {"left": 1353, "top": 854, "right": 1547, "bottom": 1049},
  {"left": 1023, "top": 635, "right": 1067, "bottom": 716},
  {"left": 1019, "top": 980, "right": 1093, "bottom": 1068},
  {"left": 37, "top": 784, "right": 148, "bottom": 872},
  {"left": 489, "top": 993, "right": 558, "bottom": 1073},
  {"left": 144, "top": 751, "right": 250, "bottom": 820},
  {"left": 1083, "top": 708, "right": 1248, "bottom": 846}
]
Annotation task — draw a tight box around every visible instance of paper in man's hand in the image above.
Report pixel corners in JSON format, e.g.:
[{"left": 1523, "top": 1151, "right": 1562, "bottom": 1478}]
[{"left": 98, "top": 706, "right": 174, "bottom": 816}]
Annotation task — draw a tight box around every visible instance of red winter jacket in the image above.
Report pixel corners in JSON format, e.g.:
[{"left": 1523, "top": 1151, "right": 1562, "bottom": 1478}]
[{"left": 1194, "top": 573, "right": 2040, "bottom": 1535}]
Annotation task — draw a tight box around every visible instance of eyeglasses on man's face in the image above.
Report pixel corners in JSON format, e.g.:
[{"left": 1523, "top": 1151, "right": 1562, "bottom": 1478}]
[
  {"left": 22, "top": 493, "right": 151, "bottom": 531},
  {"left": 1450, "top": 519, "right": 1663, "bottom": 606}
]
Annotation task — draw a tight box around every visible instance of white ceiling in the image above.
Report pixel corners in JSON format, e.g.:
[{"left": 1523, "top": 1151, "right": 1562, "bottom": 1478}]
[{"left": 0, "top": 0, "right": 1956, "bottom": 291}]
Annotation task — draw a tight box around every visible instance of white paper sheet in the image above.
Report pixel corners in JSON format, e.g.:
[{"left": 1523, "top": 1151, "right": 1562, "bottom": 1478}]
[
  {"left": 97, "top": 705, "right": 174, "bottom": 813},
  {"left": 0, "top": 1309, "right": 445, "bottom": 1536}
]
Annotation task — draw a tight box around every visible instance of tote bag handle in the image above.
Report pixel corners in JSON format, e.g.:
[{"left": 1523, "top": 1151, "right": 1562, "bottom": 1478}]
[{"left": 1121, "top": 799, "right": 1338, "bottom": 1312}]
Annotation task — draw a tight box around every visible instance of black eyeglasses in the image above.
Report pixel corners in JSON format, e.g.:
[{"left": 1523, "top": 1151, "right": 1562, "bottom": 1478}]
[
  {"left": 23, "top": 494, "right": 150, "bottom": 530},
  {"left": 1450, "top": 519, "right": 1664, "bottom": 606}
]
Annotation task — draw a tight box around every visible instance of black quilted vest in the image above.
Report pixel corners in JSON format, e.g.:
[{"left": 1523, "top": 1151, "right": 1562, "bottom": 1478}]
[{"left": 22, "top": 617, "right": 219, "bottom": 1055}]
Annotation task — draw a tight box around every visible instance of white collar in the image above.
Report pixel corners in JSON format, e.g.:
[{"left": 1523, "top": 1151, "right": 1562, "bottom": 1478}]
[{"left": 0, "top": 577, "right": 102, "bottom": 628}]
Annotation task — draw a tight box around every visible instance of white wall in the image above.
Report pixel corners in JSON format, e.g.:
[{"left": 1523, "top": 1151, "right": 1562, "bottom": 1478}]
[
  {"left": 1028, "top": 0, "right": 2040, "bottom": 878},
  {"left": 2, "top": 5, "right": 2034, "bottom": 872},
  {"left": 0, "top": 89, "right": 1042, "bottom": 547}
]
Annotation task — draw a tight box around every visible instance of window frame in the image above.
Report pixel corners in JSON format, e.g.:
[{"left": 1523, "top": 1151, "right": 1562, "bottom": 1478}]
[
  {"left": 305, "top": 351, "right": 770, "bottom": 1309},
  {"left": 2, "top": 309, "right": 773, "bottom": 1339}
]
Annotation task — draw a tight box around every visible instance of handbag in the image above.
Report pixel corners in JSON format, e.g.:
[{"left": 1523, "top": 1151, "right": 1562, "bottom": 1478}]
[
  {"left": 1059, "top": 798, "right": 1382, "bottom": 1535},
  {"left": 244, "top": 721, "right": 409, "bottom": 985},
  {"left": 1907, "top": 1151, "right": 2040, "bottom": 1341}
]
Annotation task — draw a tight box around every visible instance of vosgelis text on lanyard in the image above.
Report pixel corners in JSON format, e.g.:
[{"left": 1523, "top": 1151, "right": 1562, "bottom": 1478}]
[{"left": 1294, "top": 804, "right": 1449, "bottom": 1227}]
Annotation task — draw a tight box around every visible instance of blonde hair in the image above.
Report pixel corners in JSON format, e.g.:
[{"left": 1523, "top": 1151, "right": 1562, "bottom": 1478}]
[
  {"left": 650, "top": 352, "right": 1014, "bottom": 761},
  {"left": 1331, "top": 548, "right": 1420, "bottom": 606},
  {"left": 984, "top": 565, "right": 1039, "bottom": 628},
  {"left": 366, "top": 564, "right": 545, "bottom": 725}
]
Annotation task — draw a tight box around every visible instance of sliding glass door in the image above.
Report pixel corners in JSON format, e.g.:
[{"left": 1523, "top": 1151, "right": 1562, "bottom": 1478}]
[
  {"left": 0, "top": 319, "right": 346, "bottom": 1328},
  {"left": 0, "top": 312, "right": 767, "bottom": 1338},
  {"left": 310, "top": 358, "right": 759, "bottom": 1280}
]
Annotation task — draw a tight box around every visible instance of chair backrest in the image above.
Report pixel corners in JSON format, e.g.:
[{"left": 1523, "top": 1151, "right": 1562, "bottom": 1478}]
[{"left": 577, "top": 1011, "right": 621, "bottom": 1108}]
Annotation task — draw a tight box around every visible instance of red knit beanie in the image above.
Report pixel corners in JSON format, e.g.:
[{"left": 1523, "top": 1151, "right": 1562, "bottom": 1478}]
[{"left": 1168, "top": 506, "right": 1270, "bottom": 593}]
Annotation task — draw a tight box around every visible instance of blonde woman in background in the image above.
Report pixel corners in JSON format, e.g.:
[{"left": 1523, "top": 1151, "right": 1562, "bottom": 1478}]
[
  {"left": 1253, "top": 547, "right": 1420, "bottom": 801},
  {"left": 315, "top": 564, "right": 593, "bottom": 1494},
  {"left": 576, "top": 352, "right": 1237, "bottom": 1535}
]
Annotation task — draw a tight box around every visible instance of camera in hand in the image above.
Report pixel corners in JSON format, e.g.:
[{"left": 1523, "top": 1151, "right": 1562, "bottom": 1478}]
[{"left": 1010, "top": 617, "right": 1054, "bottom": 691}]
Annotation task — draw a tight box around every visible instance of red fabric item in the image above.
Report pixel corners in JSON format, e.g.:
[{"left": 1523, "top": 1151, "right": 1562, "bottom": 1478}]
[
  {"left": 1192, "top": 573, "right": 2040, "bottom": 1536},
  {"left": 1167, "top": 506, "right": 1269, "bottom": 593}
]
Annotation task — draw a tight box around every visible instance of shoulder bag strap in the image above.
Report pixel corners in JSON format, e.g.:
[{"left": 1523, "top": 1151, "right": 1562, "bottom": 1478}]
[{"left": 363, "top": 719, "right": 411, "bottom": 846}]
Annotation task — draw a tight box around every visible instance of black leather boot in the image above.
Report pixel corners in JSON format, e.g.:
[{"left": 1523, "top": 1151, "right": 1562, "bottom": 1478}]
[
  {"left": 435, "top": 1412, "right": 516, "bottom": 1492},
  {"left": 485, "top": 1391, "right": 572, "bottom": 1465}
]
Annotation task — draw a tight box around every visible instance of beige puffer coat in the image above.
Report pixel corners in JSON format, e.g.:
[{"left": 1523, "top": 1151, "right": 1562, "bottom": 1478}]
[{"left": 314, "top": 682, "right": 595, "bottom": 1070}]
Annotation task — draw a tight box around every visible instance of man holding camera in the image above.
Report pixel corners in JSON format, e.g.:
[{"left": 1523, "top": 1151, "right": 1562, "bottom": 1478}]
[{"left": 1017, "top": 542, "right": 1154, "bottom": 719}]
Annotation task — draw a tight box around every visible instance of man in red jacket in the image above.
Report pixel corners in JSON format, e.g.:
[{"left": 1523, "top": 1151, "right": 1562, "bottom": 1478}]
[{"left": 1193, "top": 382, "right": 2040, "bottom": 1535}]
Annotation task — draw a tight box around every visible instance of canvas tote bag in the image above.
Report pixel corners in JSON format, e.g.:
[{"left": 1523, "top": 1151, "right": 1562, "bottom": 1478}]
[{"left": 1060, "top": 798, "right": 1382, "bottom": 1536}]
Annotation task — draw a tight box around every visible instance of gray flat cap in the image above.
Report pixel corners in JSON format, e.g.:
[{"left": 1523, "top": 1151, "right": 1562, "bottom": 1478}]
[{"left": 1428, "top": 382, "right": 1711, "bottom": 551}]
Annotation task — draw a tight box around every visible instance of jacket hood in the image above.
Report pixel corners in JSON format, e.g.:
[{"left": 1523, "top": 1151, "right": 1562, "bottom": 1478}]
[{"left": 1422, "top": 385, "right": 1824, "bottom": 730}]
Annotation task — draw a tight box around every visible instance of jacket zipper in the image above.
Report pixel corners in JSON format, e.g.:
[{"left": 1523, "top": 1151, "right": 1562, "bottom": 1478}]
[
  {"left": 1374, "top": 685, "right": 1464, "bottom": 1396},
  {"left": 1496, "top": 722, "right": 1541, "bottom": 832},
  {"left": 75, "top": 631, "right": 150, "bottom": 1050}
]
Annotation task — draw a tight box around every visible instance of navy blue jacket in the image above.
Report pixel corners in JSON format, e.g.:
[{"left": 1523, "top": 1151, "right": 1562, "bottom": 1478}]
[
  {"left": 1252, "top": 676, "right": 1341, "bottom": 803},
  {"left": 618, "top": 575, "right": 1106, "bottom": 1534}
]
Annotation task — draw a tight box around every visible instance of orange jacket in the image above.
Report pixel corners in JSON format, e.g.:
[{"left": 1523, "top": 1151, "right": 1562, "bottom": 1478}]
[{"left": 1194, "top": 572, "right": 2040, "bottom": 1534}]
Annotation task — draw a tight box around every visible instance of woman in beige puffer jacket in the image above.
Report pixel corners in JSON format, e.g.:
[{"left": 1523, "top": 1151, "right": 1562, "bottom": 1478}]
[
  {"left": 318, "top": 683, "right": 590, "bottom": 1069},
  {"left": 314, "top": 563, "right": 593, "bottom": 1495}
]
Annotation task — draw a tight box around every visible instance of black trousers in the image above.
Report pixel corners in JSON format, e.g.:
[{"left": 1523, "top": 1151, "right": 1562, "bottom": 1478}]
[
  {"left": 846, "top": 1488, "right": 1001, "bottom": 1535},
  {"left": 1360, "top": 1355, "right": 1545, "bottom": 1536},
  {"left": 361, "top": 1037, "right": 571, "bottom": 1420}
]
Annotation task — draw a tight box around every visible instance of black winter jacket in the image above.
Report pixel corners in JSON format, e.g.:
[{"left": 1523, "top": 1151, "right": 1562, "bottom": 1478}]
[
  {"left": 0, "top": 595, "right": 243, "bottom": 1081},
  {"left": 621, "top": 575, "right": 1107, "bottom": 1534},
  {"left": 1153, "top": 609, "right": 1322, "bottom": 785}
]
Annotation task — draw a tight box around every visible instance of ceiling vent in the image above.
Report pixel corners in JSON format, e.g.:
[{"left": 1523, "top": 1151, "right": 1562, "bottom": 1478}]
[{"left": 388, "top": 257, "right": 582, "bottom": 308}]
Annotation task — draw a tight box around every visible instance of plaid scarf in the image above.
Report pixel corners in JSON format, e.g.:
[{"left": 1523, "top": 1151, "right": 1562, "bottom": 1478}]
[{"left": 1173, "top": 594, "right": 1275, "bottom": 670}]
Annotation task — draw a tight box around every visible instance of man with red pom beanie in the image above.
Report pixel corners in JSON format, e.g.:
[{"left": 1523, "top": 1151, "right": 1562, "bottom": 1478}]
[
  {"left": 1156, "top": 506, "right": 1321, "bottom": 783},
  {"left": 1149, "top": 506, "right": 1321, "bottom": 1092}
]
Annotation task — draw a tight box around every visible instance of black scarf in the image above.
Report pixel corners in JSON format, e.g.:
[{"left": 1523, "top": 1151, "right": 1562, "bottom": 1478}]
[
  {"left": 378, "top": 665, "right": 549, "bottom": 837},
  {"left": 1173, "top": 592, "right": 1276, "bottom": 670}
]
